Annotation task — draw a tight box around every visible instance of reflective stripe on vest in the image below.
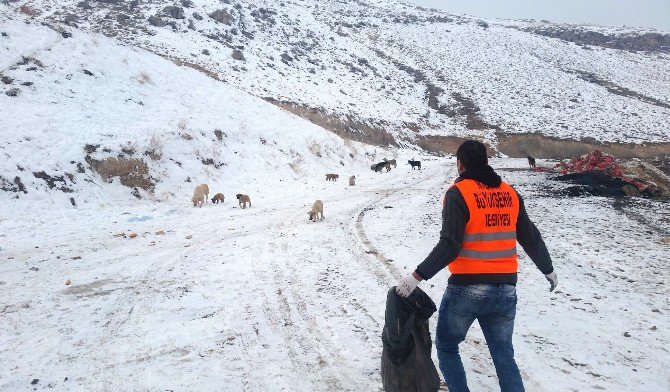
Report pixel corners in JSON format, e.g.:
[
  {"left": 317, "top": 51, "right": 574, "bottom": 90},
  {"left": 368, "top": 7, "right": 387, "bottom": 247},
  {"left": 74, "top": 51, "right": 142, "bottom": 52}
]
[{"left": 448, "top": 179, "right": 520, "bottom": 274}]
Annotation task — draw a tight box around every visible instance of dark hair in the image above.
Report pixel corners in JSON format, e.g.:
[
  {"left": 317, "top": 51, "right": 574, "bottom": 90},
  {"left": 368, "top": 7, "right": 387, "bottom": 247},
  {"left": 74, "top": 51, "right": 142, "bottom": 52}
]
[{"left": 456, "top": 140, "right": 488, "bottom": 170}]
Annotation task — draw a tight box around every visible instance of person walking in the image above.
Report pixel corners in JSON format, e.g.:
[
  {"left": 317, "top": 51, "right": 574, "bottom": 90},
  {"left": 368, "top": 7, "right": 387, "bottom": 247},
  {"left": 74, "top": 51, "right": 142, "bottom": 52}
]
[{"left": 395, "top": 140, "right": 557, "bottom": 392}]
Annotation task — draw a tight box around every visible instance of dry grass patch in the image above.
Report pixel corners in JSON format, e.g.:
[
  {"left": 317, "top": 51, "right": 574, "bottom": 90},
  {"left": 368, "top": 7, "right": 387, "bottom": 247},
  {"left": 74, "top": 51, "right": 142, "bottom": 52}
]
[
  {"left": 136, "top": 72, "right": 154, "bottom": 85},
  {"left": 145, "top": 135, "right": 164, "bottom": 161},
  {"left": 87, "top": 157, "right": 154, "bottom": 191}
]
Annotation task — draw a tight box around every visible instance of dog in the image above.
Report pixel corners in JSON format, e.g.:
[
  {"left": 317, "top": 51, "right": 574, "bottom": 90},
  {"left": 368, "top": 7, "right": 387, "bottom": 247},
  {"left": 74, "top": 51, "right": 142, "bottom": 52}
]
[
  {"left": 527, "top": 156, "right": 536, "bottom": 169},
  {"left": 236, "top": 193, "right": 251, "bottom": 208},
  {"left": 408, "top": 159, "right": 421, "bottom": 170},
  {"left": 383, "top": 158, "right": 397, "bottom": 168},
  {"left": 191, "top": 184, "right": 209, "bottom": 207},
  {"left": 373, "top": 162, "right": 388, "bottom": 173},
  {"left": 211, "top": 193, "right": 225, "bottom": 204},
  {"left": 308, "top": 200, "right": 324, "bottom": 221}
]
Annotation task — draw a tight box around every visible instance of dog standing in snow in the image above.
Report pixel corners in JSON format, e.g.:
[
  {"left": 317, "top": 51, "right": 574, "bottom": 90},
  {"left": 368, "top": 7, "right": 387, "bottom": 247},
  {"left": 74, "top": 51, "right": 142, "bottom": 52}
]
[
  {"left": 236, "top": 193, "right": 251, "bottom": 208},
  {"left": 192, "top": 184, "right": 209, "bottom": 207},
  {"left": 211, "top": 193, "right": 225, "bottom": 204},
  {"left": 383, "top": 158, "right": 397, "bottom": 168},
  {"left": 408, "top": 159, "right": 421, "bottom": 170},
  {"left": 527, "top": 155, "right": 536, "bottom": 169},
  {"left": 308, "top": 200, "right": 324, "bottom": 221}
]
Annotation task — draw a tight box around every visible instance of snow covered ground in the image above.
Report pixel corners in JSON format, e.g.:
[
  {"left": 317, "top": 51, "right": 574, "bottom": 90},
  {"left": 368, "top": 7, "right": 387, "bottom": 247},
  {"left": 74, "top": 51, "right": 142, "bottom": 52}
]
[
  {"left": 1, "top": 158, "right": 668, "bottom": 391},
  {"left": 365, "top": 160, "right": 670, "bottom": 391}
]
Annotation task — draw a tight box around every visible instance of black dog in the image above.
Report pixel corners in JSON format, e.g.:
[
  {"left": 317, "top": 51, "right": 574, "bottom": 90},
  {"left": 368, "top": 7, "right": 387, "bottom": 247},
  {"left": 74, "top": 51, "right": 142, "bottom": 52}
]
[
  {"left": 408, "top": 159, "right": 421, "bottom": 170},
  {"left": 373, "top": 162, "right": 387, "bottom": 172},
  {"left": 527, "top": 156, "right": 536, "bottom": 169}
]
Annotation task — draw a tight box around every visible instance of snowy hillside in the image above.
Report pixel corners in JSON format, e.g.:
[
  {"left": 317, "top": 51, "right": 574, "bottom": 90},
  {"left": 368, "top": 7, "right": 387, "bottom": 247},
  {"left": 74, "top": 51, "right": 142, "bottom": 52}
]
[
  {"left": 0, "top": 12, "right": 380, "bottom": 206},
  {"left": 5, "top": 0, "right": 670, "bottom": 146}
]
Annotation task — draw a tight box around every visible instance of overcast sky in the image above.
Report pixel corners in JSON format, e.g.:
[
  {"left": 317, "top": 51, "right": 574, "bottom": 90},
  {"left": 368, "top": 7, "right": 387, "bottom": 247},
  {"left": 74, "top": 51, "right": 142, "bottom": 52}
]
[{"left": 405, "top": 0, "right": 670, "bottom": 31}]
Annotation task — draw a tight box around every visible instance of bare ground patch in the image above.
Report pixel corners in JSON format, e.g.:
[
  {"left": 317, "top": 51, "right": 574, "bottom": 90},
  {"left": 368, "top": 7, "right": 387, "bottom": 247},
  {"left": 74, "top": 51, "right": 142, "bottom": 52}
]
[
  {"left": 496, "top": 133, "right": 670, "bottom": 160},
  {"left": 264, "top": 98, "right": 398, "bottom": 147},
  {"left": 416, "top": 135, "right": 495, "bottom": 156},
  {"left": 86, "top": 156, "right": 154, "bottom": 192}
]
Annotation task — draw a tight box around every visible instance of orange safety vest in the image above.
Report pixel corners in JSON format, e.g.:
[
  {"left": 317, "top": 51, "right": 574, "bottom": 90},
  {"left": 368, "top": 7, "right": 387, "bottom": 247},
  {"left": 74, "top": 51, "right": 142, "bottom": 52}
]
[{"left": 447, "top": 179, "right": 519, "bottom": 274}]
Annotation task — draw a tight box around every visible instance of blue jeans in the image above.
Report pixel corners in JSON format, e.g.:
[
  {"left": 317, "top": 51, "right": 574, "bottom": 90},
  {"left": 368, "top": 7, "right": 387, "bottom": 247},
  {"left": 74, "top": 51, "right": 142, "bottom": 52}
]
[{"left": 435, "top": 284, "right": 524, "bottom": 392}]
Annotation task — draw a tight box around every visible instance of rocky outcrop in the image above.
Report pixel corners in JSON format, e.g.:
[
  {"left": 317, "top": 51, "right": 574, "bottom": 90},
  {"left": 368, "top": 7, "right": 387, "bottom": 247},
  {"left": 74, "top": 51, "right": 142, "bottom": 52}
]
[
  {"left": 570, "top": 70, "right": 670, "bottom": 109},
  {"left": 161, "top": 6, "right": 185, "bottom": 19},
  {"left": 209, "top": 9, "right": 231, "bottom": 25},
  {"left": 529, "top": 27, "right": 670, "bottom": 53}
]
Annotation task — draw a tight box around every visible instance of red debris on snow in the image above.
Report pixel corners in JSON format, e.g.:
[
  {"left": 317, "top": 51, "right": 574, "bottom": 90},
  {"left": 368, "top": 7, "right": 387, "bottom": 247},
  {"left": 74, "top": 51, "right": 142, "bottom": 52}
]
[{"left": 555, "top": 150, "right": 649, "bottom": 191}]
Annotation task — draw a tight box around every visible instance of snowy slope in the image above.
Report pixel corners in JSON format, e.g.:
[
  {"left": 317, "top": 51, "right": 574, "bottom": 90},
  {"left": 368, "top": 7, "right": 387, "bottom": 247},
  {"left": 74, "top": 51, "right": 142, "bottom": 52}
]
[
  {"left": 0, "top": 13, "right": 382, "bottom": 208},
  {"left": 6, "top": 0, "right": 670, "bottom": 144}
]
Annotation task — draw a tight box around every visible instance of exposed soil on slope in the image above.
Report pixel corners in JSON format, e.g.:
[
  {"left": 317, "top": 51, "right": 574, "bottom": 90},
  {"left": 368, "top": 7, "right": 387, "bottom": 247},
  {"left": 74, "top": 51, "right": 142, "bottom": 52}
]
[
  {"left": 497, "top": 133, "right": 670, "bottom": 160},
  {"left": 264, "top": 98, "right": 398, "bottom": 147},
  {"left": 85, "top": 156, "right": 154, "bottom": 192},
  {"left": 416, "top": 135, "right": 495, "bottom": 157}
]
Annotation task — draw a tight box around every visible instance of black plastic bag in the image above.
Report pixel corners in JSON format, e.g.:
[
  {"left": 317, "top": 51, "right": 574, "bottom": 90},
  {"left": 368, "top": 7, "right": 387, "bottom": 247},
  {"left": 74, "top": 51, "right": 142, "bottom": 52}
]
[{"left": 381, "top": 287, "right": 440, "bottom": 392}]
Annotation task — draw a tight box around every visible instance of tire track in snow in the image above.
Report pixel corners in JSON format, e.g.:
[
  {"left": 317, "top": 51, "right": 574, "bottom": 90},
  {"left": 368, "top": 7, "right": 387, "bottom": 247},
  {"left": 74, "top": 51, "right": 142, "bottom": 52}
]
[
  {"left": 250, "top": 170, "right": 443, "bottom": 390},
  {"left": 94, "top": 245, "right": 189, "bottom": 369},
  {"left": 252, "top": 205, "right": 354, "bottom": 391},
  {"left": 353, "top": 171, "right": 445, "bottom": 280}
]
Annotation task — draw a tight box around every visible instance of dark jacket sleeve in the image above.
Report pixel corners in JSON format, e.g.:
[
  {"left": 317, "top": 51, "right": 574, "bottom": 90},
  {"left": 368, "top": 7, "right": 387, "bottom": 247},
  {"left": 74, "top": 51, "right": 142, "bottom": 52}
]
[
  {"left": 515, "top": 191, "right": 554, "bottom": 275},
  {"left": 414, "top": 187, "right": 468, "bottom": 280}
]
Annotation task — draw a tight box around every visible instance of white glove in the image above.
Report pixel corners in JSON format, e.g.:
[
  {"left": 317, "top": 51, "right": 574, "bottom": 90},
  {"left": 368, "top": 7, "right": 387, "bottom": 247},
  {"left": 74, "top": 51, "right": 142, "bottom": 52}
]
[
  {"left": 545, "top": 271, "right": 558, "bottom": 292},
  {"left": 395, "top": 274, "right": 421, "bottom": 298}
]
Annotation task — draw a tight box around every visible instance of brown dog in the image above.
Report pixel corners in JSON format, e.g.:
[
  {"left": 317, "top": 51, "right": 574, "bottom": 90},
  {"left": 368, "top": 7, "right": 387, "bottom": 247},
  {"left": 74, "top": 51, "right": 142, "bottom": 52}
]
[
  {"left": 211, "top": 193, "right": 225, "bottom": 204},
  {"left": 236, "top": 193, "right": 251, "bottom": 208}
]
